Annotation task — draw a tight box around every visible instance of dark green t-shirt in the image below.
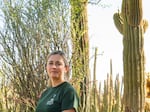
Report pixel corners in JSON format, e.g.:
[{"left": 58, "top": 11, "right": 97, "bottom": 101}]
[{"left": 35, "top": 82, "right": 79, "bottom": 112}]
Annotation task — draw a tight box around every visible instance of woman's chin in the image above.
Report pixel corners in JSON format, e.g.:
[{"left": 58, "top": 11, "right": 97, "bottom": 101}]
[{"left": 51, "top": 75, "right": 59, "bottom": 79}]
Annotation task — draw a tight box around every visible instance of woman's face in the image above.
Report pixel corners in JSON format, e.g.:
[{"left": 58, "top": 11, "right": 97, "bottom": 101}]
[{"left": 46, "top": 54, "right": 68, "bottom": 80}]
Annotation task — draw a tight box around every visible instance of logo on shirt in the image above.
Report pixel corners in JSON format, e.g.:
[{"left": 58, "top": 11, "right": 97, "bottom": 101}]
[{"left": 46, "top": 94, "right": 56, "bottom": 105}]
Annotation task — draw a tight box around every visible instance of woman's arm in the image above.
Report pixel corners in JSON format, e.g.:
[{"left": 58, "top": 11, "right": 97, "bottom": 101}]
[{"left": 63, "top": 108, "right": 75, "bottom": 112}]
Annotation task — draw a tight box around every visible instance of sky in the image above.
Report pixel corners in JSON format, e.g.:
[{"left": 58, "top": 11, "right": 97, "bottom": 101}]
[{"left": 88, "top": 0, "right": 150, "bottom": 82}]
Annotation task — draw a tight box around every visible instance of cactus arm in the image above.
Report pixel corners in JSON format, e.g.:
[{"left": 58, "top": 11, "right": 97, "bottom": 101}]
[{"left": 113, "top": 12, "right": 124, "bottom": 34}]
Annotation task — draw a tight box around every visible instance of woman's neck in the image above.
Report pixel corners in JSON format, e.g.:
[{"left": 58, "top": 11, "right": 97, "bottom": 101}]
[{"left": 51, "top": 79, "right": 65, "bottom": 87}]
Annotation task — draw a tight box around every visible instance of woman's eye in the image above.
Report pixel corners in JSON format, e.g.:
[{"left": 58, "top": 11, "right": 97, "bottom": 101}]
[
  {"left": 49, "top": 62, "right": 53, "bottom": 65},
  {"left": 56, "top": 63, "right": 62, "bottom": 66},
  {"left": 48, "top": 62, "right": 62, "bottom": 66}
]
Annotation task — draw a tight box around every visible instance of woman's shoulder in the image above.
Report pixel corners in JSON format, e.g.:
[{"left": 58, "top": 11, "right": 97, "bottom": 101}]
[
  {"left": 63, "top": 82, "right": 77, "bottom": 92},
  {"left": 63, "top": 81, "right": 74, "bottom": 88}
]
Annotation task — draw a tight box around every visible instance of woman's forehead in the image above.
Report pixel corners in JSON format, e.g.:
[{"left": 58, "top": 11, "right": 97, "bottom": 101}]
[{"left": 48, "top": 54, "right": 64, "bottom": 61}]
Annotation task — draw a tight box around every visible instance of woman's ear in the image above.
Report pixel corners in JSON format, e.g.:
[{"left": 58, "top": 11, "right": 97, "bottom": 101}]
[
  {"left": 65, "top": 66, "right": 70, "bottom": 80},
  {"left": 65, "top": 66, "right": 69, "bottom": 73}
]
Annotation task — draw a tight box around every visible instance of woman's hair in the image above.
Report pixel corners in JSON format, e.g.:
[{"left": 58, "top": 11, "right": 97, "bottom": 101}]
[
  {"left": 46, "top": 50, "right": 69, "bottom": 87},
  {"left": 46, "top": 50, "right": 69, "bottom": 66}
]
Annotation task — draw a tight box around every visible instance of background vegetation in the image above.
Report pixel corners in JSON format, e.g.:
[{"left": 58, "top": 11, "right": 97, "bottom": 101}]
[{"left": 0, "top": 0, "right": 149, "bottom": 112}]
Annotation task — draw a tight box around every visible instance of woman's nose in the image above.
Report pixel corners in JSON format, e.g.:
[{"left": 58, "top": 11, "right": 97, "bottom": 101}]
[{"left": 51, "top": 64, "right": 57, "bottom": 68}]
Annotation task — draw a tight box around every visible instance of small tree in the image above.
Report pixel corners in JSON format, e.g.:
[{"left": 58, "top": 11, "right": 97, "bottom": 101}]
[{"left": 0, "top": 0, "right": 71, "bottom": 111}]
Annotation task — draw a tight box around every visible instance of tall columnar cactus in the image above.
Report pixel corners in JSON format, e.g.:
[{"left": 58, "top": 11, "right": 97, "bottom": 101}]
[
  {"left": 113, "top": 0, "right": 148, "bottom": 111},
  {"left": 70, "top": 0, "right": 90, "bottom": 112},
  {"left": 114, "top": 74, "right": 122, "bottom": 112},
  {"left": 103, "top": 73, "right": 114, "bottom": 112}
]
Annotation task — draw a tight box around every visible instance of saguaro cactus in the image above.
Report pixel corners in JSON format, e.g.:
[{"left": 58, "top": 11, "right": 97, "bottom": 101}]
[{"left": 113, "top": 0, "right": 148, "bottom": 111}]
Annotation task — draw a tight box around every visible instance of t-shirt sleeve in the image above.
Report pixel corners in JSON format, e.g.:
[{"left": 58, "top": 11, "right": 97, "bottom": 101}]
[{"left": 61, "top": 87, "right": 79, "bottom": 112}]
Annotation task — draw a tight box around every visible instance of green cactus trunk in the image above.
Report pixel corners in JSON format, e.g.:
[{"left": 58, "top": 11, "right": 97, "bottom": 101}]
[
  {"left": 113, "top": 0, "right": 148, "bottom": 111},
  {"left": 70, "top": 0, "right": 90, "bottom": 112},
  {"left": 123, "top": 23, "right": 145, "bottom": 112},
  {"left": 70, "top": 0, "right": 89, "bottom": 82}
]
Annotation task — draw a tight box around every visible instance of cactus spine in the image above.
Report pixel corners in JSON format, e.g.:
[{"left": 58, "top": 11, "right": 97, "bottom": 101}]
[{"left": 113, "top": 0, "right": 148, "bottom": 111}]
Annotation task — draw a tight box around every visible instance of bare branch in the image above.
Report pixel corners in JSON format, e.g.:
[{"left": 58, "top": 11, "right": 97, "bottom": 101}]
[{"left": 88, "top": 0, "right": 102, "bottom": 5}]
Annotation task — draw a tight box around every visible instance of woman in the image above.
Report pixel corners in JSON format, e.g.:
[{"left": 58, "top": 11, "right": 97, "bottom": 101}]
[{"left": 36, "top": 51, "right": 79, "bottom": 112}]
